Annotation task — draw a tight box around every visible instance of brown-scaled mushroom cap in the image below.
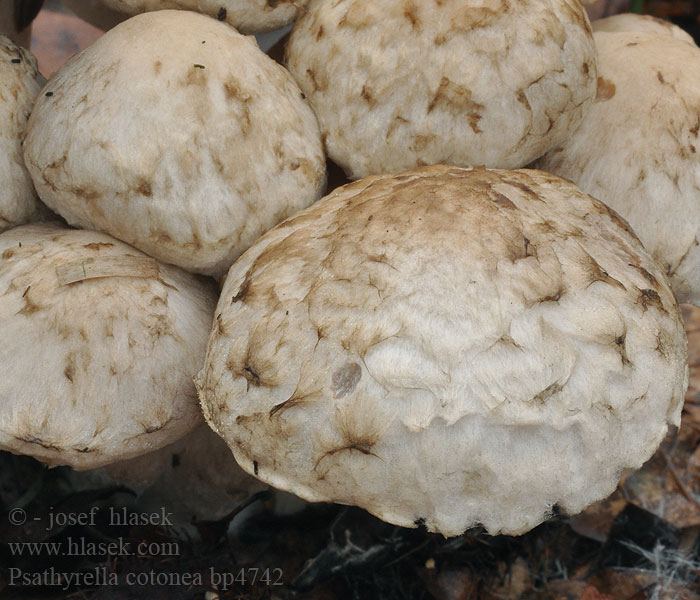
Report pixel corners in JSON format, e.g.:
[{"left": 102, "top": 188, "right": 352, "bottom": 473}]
[
  {"left": 23, "top": 10, "right": 326, "bottom": 278},
  {"left": 285, "top": 0, "right": 598, "bottom": 180},
  {"left": 535, "top": 32, "right": 700, "bottom": 305},
  {"left": 0, "top": 224, "right": 218, "bottom": 470},
  {"left": 197, "top": 165, "right": 688, "bottom": 537},
  {"left": 89, "top": 0, "right": 308, "bottom": 33},
  {"left": 0, "top": 36, "right": 50, "bottom": 233}
]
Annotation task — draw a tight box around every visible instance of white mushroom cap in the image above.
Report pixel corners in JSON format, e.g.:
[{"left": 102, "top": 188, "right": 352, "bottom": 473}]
[
  {"left": 0, "top": 224, "right": 218, "bottom": 470},
  {"left": 592, "top": 13, "right": 695, "bottom": 45},
  {"left": 197, "top": 165, "right": 688, "bottom": 537},
  {"left": 23, "top": 10, "right": 326, "bottom": 278},
  {"left": 285, "top": 0, "right": 598, "bottom": 180},
  {"left": 535, "top": 32, "right": 700, "bottom": 305},
  {"left": 0, "top": 37, "right": 51, "bottom": 233},
  {"left": 90, "top": 0, "right": 308, "bottom": 33}
]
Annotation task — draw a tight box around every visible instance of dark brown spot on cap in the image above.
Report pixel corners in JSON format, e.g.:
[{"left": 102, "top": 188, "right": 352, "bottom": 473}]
[
  {"left": 231, "top": 277, "right": 251, "bottom": 303},
  {"left": 638, "top": 288, "right": 666, "bottom": 313},
  {"left": 83, "top": 242, "right": 114, "bottom": 251},
  {"left": 136, "top": 181, "right": 152, "bottom": 197},
  {"left": 596, "top": 77, "right": 616, "bottom": 102},
  {"left": 244, "top": 365, "right": 261, "bottom": 386},
  {"left": 332, "top": 362, "right": 362, "bottom": 399}
]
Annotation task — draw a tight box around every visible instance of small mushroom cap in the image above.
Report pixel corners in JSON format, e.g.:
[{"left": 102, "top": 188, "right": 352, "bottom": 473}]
[
  {"left": 285, "top": 0, "right": 598, "bottom": 180},
  {"left": 535, "top": 32, "right": 700, "bottom": 305},
  {"left": 95, "top": 0, "right": 308, "bottom": 33},
  {"left": 23, "top": 10, "right": 326, "bottom": 278},
  {"left": 197, "top": 165, "right": 688, "bottom": 537},
  {"left": 0, "top": 37, "right": 51, "bottom": 233},
  {"left": 592, "top": 14, "right": 695, "bottom": 45},
  {"left": 0, "top": 224, "right": 218, "bottom": 470}
]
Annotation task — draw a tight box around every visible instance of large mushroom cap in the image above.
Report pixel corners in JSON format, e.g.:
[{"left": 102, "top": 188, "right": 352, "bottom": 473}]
[
  {"left": 197, "top": 165, "right": 688, "bottom": 537},
  {"left": 96, "top": 0, "right": 308, "bottom": 34},
  {"left": 23, "top": 10, "right": 326, "bottom": 278},
  {"left": 592, "top": 13, "right": 695, "bottom": 45},
  {"left": 535, "top": 32, "right": 700, "bottom": 306},
  {"left": 0, "top": 36, "right": 50, "bottom": 233},
  {"left": 0, "top": 224, "right": 218, "bottom": 470},
  {"left": 285, "top": 0, "right": 598, "bottom": 180}
]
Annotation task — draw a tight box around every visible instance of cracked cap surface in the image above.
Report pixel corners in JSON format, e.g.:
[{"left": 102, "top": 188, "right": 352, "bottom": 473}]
[
  {"left": 0, "top": 224, "right": 218, "bottom": 470},
  {"left": 285, "top": 0, "right": 598, "bottom": 180},
  {"left": 197, "top": 165, "right": 688, "bottom": 537}
]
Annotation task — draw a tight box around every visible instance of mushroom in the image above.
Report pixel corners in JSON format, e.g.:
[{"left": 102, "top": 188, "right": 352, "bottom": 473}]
[
  {"left": 0, "top": 36, "right": 52, "bottom": 233},
  {"left": 23, "top": 10, "right": 326, "bottom": 278},
  {"left": 534, "top": 31, "right": 700, "bottom": 305},
  {"left": 0, "top": 224, "right": 218, "bottom": 470},
  {"left": 73, "top": 0, "right": 309, "bottom": 34},
  {"left": 592, "top": 13, "right": 695, "bottom": 44},
  {"left": 196, "top": 165, "right": 688, "bottom": 537},
  {"left": 284, "top": 0, "right": 598, "bottom": 180}
]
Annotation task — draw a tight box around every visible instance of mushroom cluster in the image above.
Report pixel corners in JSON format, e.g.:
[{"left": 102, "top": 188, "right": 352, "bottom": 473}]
[{"left": 1, "top": 1, "right": 695, "bottom": 536}]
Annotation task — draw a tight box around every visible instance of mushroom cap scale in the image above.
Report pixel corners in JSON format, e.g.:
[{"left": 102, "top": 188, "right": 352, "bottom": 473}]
[
  {"left": 197, "top": 165, "right": 688, "bottom": 537},
  {"left": 0, "top": 224, "right": 218, "bottom": 470},
  {"left": 23, "top": 10, "right": 326, "bottom": 278}
]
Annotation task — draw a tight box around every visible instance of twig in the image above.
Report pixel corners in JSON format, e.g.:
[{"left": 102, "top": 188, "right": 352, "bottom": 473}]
[{"left": 383, "top": 538, "right": 432, "bottom": 568}]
